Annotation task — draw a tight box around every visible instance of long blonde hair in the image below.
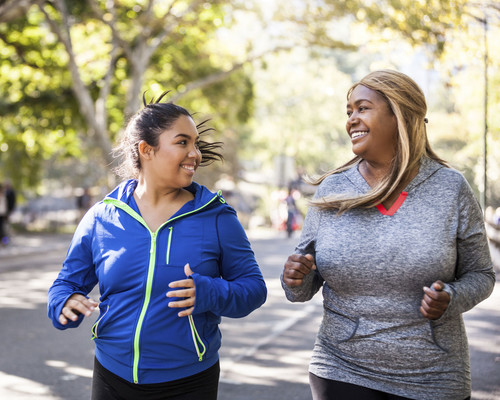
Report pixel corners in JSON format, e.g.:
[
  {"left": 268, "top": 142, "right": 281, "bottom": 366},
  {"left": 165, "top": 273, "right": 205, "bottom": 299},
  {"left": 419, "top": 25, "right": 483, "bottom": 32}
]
[{"left": 310, "top": 69, "right": 447, "bottom": 213}]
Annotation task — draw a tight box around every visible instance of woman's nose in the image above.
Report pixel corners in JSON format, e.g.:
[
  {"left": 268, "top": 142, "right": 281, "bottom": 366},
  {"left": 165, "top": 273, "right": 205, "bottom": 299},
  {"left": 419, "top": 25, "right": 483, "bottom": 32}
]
[
  {"left": 346, "top": 113, "right": 357, "bottom": 130},
  {"left": 188, "top": 146, "right": 200, "bottom": 158}
]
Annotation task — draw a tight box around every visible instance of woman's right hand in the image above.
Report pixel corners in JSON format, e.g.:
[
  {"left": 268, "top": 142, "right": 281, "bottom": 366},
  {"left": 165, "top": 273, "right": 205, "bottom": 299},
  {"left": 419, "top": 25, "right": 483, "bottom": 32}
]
[
  {"left": 283, "top": 254, "right": 316, "bottom": 287},
  {"left": 59, "top": 293, "right": 98, "bottom": 325}
]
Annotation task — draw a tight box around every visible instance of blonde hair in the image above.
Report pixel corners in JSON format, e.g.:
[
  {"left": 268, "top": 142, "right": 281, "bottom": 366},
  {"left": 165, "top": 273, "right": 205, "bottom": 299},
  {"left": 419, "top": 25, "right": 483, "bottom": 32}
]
[{"left": 310, "top": 69, "right": 447, "bottom": 214}]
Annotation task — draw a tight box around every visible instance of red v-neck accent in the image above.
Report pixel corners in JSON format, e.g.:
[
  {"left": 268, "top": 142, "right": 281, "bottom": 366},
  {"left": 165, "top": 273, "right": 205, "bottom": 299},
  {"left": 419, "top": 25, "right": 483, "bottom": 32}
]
[{"left": 376, "top": 191, "right": 408, "bottom": 216}]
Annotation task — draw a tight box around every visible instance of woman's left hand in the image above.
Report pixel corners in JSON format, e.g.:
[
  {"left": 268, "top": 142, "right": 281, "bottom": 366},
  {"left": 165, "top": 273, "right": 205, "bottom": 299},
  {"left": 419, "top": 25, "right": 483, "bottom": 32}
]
[
  {"left": 167, "top": 263, "right": 195, "bottom": 317},
  {"left": 420, "top": 280, "right": 450, "bottom": 320}
]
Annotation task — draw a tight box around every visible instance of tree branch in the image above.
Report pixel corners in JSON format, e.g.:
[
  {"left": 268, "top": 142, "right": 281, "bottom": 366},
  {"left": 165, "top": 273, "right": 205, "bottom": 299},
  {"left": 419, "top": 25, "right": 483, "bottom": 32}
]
[
  {"left": 169, "top": 46, "right": 294, "bottom": 103},
  {"left": 0, "top": 31, "right": 43, "bottom": 69},
  {"left": 40, "top": 0, "right": 113, "bottom": 162},
  {"left": 87, "top": 0, "right": 133, "bottom": 60},
  {"left": 0, "top": 0, "right": 44, "bottom": 22}
]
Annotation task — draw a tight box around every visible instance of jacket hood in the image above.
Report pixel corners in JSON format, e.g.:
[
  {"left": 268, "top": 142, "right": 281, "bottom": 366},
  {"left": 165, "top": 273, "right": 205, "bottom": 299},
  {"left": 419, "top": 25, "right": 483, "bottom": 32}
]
[
  {"left": 344, "top": 156, "right": 446, "bottom": 194},
  {"left": 404, "top": 156, "right": 446, "bottom": 193},
  {"left": 104, "top": 180, "right": 225, "bottom": 212}
]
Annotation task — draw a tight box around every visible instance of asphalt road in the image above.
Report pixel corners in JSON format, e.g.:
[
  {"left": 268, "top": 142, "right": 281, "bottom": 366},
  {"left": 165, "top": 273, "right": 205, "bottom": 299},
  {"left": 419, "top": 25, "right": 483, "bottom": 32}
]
[{"left": 0, "top": 231, "right": 499, "bottom": 400}]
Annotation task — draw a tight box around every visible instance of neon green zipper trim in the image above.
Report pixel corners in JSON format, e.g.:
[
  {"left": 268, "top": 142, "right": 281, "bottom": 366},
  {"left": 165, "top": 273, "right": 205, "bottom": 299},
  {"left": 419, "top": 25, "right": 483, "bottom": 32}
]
[
  {"left": 131, "top": 230, "right": 157, "bottom": 383},
  {"left": 166, "top": 227, "right": 173, "bottom": 264},
  {"left": 103, "top": 199, "right": 155, "bottom": 383},
  {"left": 188, "top": 315, "right": 207, "bottom": 361},
  {"left": 102, "top": 192, "right": 222, "bottom": 383},
  {"left": 91, "top": 305, "right": 109, "bottom": 340}
]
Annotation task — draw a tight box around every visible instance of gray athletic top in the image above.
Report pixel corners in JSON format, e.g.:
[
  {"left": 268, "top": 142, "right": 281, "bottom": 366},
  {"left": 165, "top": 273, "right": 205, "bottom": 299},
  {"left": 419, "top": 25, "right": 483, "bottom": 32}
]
[{"left": 282, "top": 157, "right": 495, "bottom": 400}]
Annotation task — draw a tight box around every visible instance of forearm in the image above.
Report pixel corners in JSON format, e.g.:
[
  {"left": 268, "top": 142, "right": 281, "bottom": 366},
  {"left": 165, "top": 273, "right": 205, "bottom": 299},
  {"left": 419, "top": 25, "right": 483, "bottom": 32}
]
[
  {"left": 191, "top": 272, "right": 267, "bottom": 317},
  {"left": 281, "top": 269, "right": 323, "bottom": 302}
]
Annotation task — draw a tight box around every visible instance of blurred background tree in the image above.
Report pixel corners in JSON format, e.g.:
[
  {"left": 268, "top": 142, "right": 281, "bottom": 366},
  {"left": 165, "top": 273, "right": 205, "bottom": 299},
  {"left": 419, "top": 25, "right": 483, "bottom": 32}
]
[{"left": 0, "top": 0, "right": 498, "bottom": 227}]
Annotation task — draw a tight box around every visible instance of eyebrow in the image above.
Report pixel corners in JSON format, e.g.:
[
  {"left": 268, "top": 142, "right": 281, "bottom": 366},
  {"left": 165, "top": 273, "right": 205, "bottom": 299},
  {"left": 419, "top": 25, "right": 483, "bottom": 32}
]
[
  {"left": 174, "top": 133, "right": 199, "bottom": 139},
  {"left": 346, "top": 98, "right": 374, "bottom": 108}
]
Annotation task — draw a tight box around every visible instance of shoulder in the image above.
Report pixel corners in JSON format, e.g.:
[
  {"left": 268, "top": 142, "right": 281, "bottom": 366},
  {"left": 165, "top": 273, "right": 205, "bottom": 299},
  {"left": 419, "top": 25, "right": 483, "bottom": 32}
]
[
  {"left": 415, "top": 158, "right": 471, "bottom": 195},
  {"left": 432, "top": 165, "right": 473, "bottom": 195},
  {"left": 434, "top": 164, "right": 467, "bottom": 182},
  {"left": 315, "top": 166, "right": 357, "bottom": 198}
]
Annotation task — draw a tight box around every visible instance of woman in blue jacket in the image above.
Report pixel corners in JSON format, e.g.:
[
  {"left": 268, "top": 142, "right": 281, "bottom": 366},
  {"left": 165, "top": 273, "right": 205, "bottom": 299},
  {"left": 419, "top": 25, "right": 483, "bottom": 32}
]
[{"left": 48, "top": 93, "right": 267, "bottom": 400}]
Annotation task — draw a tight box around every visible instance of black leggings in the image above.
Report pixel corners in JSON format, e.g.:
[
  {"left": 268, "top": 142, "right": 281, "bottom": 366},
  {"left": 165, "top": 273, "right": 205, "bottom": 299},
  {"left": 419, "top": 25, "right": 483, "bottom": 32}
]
[
  {"left": 309, "top": 373, "right": 471, "bottom": 400},
  {"left": 91, "top": 358, "right": 219, "bottom": 400}
]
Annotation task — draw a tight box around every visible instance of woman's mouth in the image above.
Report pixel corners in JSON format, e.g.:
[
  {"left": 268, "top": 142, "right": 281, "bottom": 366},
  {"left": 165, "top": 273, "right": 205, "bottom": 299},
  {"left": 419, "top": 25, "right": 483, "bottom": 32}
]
[
  {"left": 351, "top": 131, "right": 368, "bottom": 140},
  {"left": 181, "top": 164, "right": 196, "bottom": 173}
]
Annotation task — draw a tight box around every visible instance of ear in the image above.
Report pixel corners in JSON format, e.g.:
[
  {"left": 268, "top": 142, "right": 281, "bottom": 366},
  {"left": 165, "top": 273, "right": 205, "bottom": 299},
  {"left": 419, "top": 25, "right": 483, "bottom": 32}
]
[{"left": 138, "top": 140, "right": 153, "bottom": 159}]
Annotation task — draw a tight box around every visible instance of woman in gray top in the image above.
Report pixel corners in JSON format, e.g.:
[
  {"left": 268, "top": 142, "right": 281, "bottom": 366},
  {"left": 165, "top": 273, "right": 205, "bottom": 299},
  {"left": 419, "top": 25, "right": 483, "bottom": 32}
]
[{"left": 281, "top": 70, "right": 495, "bottom": 400}]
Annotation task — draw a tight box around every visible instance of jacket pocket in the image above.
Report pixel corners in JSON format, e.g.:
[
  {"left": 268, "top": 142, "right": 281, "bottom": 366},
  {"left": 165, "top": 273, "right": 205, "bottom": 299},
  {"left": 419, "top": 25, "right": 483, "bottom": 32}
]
[
  {"left": 91, "top": 304, "right": 110, "bottom": 340},
  {"left": 154, "top": 263, "right": 208, "bottom": 362},
  {"left": 428, "top": 319, "right": 454, "bottom": 353},
  {"left": 322, "top": 304, "right": 359, "bottom": 343},
  {"left": 188, "top": 315, "right": 207, "bottom": 361}
]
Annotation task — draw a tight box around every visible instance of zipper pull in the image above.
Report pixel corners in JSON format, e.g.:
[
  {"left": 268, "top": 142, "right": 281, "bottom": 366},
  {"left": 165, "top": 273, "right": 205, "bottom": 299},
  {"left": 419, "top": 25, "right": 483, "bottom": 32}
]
[{"left": 217, "top": 190, "right": 226, "bottom": 204}]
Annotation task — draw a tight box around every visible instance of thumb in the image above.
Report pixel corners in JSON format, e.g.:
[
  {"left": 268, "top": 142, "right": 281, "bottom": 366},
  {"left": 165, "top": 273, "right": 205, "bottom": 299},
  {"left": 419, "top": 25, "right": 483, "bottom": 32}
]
[
  {"left": 304, "top": 253, "right": 317, "bottom": 270},
  {"left": 432, "top": 281, "right": 444, "bottom": 291},
  {"left": 184, "top": 263, "right": 194, "bottom": 277}
]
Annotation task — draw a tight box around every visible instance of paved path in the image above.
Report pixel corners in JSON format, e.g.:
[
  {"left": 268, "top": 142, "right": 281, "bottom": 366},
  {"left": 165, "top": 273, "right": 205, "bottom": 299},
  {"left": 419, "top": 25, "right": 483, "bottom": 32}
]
[{"left": 0, "top": 230, "right": 499, "bottom": 399}]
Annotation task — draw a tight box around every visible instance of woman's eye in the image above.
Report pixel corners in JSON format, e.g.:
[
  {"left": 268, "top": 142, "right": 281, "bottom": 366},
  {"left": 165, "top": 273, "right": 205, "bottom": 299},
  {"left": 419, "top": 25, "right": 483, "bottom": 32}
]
[{"left": 178, "top": 140, "right": 187, "bottom": 145}]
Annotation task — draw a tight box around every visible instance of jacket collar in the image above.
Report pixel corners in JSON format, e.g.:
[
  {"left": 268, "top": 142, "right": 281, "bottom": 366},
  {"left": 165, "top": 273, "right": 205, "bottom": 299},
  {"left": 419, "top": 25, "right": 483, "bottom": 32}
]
[{"left": 105, "top": 180, "right": 222, "bottom": 212}]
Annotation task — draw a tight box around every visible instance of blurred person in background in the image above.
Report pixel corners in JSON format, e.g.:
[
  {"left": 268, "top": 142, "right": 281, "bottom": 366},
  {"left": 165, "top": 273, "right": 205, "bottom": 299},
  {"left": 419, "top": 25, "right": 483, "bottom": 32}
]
[
  {"left": 0, "top": 182, "right": 7, "bottom": 245},
  {"left": 281, "top": 70, "right": 495, "bottom": 400},
  {"left": 4, "top": 179, "right": 17, "bottom": 243},
  {"left": 48, "top": 92, "right": 267, "bottom": 400},
  {"left": 285, "top": 186, "right": 299, "bottom": 238},
  {"left": 76, "top": 186, "right": 92, "bottom": 221},
  {"left": 5, "top": 179, "right": 16, "bottom": 220}
]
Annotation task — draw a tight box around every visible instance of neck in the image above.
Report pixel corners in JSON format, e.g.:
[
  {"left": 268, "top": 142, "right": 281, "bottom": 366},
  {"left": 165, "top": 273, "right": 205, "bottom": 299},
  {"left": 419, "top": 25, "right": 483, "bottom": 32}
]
[
  {"left": 134, "top": 176, "right": 183, "bottom": 206},
  {"left": 359, "top": 159, "right": 392, "bottom": 188}
]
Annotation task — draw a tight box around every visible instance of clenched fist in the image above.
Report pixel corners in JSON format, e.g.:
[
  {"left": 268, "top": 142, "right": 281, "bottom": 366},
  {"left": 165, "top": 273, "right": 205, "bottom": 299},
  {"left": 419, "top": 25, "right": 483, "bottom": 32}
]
[{"left": 282, "top": 254, "right": 316, "bottom": 287}]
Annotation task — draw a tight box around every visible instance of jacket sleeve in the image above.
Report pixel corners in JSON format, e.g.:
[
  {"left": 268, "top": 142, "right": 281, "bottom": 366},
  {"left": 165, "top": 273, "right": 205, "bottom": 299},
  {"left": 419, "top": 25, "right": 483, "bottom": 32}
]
[
  {"left": 281, "top": 188, "right": 324, "bottom": 303},
  {"left": 441, "top": 177, "right": 496, "bottom": 318},
  {"left": 280, "top": 206, "right": 324, "bottom": 303},
  {"left": 190, "top": 208, "right": 267, "bottom": 318},
  {"left": 47, "top": 208, "right": 99, "bottom": 330}
]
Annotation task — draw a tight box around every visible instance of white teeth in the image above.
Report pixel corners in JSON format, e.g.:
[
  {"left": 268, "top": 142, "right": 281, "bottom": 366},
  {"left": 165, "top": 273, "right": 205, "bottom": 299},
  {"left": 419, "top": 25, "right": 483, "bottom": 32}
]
[
  {"left": 351, "top": 131, "right": 368, "bottom": 139},
  {"left": 181, "top": 165, "right": 195, "bottom": 171}
]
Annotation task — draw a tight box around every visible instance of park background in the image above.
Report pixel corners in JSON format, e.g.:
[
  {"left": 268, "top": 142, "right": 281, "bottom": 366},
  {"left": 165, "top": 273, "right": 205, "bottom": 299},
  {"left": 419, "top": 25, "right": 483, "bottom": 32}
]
[{"left": 0, "top": 0, "right": 499, "bottom": 234}]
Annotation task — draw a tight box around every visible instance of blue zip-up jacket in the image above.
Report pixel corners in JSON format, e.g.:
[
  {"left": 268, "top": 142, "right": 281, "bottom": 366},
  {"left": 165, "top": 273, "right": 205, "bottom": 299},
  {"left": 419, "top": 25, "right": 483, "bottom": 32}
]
[{"left": 48, "top": 180, "right": 267, "bottom": 384}]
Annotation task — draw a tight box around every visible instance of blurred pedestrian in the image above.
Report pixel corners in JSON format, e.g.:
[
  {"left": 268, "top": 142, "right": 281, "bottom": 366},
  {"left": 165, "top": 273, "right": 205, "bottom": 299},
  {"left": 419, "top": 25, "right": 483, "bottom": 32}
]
[
  {"left": 0, "top": 183, "right": 7, "bottom": 245},
  {"left": 285, "top": 186, "right": 298, "bottom": 238},
  {"left": 48, "top": 92, "right": 267, "bottom": 400},
  {"left": 4, "top": 179, "right": 16, "bottom": 220},
  {"left": 3, "top": 179, "right": 17, "bottom": 243},
  {"left": 76, "top": 187, "right": 92, "bottom": 220},
  {"left": 281, "top": 70, "right": 495, "bottom": 400}
]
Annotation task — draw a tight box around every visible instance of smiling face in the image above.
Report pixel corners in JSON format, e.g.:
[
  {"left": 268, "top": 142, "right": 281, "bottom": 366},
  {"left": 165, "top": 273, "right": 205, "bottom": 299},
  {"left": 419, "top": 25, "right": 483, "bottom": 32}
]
[
  {"left": 346, "top": 85, "right": 398, "bottom": 166},
  {"left": 143, "top": 114, "right": 202, "bottom": 189}
]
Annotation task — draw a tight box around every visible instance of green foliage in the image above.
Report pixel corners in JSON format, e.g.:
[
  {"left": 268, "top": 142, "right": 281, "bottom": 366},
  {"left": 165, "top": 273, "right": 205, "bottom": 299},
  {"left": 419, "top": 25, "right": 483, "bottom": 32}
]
[
  {"left": 0, "top": 0, "right": 253, "bottom": 193},
  {"left": 0, "top": 6, "right": 85, "bottom": 190},
  {"left": 1, "top": 0, "right": 498, "bottom": 212}
]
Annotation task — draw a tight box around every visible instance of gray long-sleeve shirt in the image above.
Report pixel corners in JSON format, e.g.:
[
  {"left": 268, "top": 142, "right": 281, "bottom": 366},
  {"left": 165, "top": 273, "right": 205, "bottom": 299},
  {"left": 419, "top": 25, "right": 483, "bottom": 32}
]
[{"left": 282, "top": 157, "right": 495, "bottom": 400}]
